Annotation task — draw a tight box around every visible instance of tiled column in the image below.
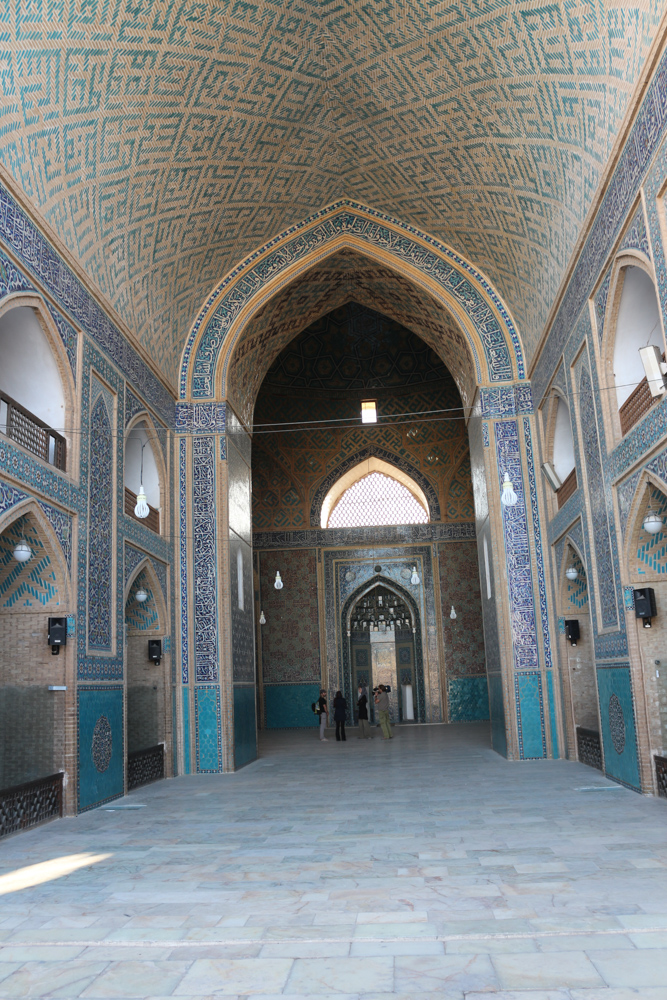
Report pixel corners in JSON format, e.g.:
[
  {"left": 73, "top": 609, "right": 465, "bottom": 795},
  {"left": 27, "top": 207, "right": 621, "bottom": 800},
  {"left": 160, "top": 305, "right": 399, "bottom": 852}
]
[{"left": 475, "top": 386, "right": 560, "bottom": 760}]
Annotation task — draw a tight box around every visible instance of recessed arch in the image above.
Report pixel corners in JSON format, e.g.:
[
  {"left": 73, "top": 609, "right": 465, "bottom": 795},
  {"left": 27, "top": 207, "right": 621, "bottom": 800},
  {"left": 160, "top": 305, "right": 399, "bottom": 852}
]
[
  {"left": 320, "top": 458, "right": 429, "bottom": 528},
  {"left": 0, "top": 498, "right": 72, "bottom": 608},
  {"left": 124, "top": 558, "right": 167, "bottom": 631},
  {"left": 623, "top": 471, "right": 667, "bottom": 584},
  {"left": 125, "top": 413, "right": 167, "bottom": 534},
  {"left": 180, "top": 202, "right": 525, "bottom": 406},
  {"left": 310, "top": 447, "right": 440, "bottom": 527}
]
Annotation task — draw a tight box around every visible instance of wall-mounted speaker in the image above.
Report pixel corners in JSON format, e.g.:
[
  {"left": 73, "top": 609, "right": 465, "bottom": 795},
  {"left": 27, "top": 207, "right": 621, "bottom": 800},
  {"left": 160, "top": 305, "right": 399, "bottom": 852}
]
[
  {"left": 48, "top": 617, "right": 67, "bottom": 655},
  {"left": 148, "top": 639, "right": 162, "bottom": 665},
  {"left": 634, "top": 587, "right": 657, "bottom": 627},
  {"left": 565, "top": 619, "right": 580, "bottom": 646}
]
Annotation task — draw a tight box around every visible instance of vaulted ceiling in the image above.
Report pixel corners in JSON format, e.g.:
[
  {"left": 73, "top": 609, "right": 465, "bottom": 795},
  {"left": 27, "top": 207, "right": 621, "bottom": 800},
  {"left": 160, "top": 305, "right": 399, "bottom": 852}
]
[{"left": 1, "top": 0, "right": 660, "bottom": 387}]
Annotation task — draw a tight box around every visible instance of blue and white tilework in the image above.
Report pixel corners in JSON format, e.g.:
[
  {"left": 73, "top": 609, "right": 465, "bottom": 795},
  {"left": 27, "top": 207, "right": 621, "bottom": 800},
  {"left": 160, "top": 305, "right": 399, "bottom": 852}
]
[
  {"left": 192, "top": 436, "right": 218, "bottom": 683},
  {"left": 87, "top": 392, "right": 114, "bottom": 652},
  {"left": 179, "top": 438, "right": 189, "bottom": 685}
]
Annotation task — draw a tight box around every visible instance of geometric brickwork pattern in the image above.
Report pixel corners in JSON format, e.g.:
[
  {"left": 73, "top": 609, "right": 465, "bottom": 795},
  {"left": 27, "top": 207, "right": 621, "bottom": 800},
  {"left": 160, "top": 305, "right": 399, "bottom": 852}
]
[
  {"left": 258, "top": 548, "right": 321, "bottom": 686},
  {"left": 0, "top": 514, "right": 59, "bottom": 609},
  {"left": 328, "top": 473, "right": 428, "bottom": 529},
  {"left": 253, "top": 306, "right": 473, "bottom": 530},
  {"left": 124, "top": 570, "right": 159, "bottom": 632},
  {"left": 0, "top": 4, "right": 660, "bottom": 384}
]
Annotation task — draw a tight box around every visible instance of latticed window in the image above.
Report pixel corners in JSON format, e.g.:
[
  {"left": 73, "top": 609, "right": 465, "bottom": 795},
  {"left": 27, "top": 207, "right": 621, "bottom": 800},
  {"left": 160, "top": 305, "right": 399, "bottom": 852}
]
[{"left": 327, "top": 472, "right": 428, "bottom": 528}]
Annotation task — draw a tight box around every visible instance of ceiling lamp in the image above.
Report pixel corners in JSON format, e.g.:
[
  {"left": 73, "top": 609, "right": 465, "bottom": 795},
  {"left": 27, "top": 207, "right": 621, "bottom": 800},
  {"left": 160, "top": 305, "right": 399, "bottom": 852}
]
[
  {"left": 135, "top": 588, "right": 148, "bottom": 603},
  {"left": 500, "top": 472, "right": 518, "bottom": 507},
  {"left": 13, "top": 538, "right": 32, "bottom": 562},
  {"left": 259, "top": 610, "right": 266, "bottom": 625},
  {"left": 274, "top": 571, "right": 283, "bottom": 590},
  {"left": 450, "top": 605, "right": 457, "bottom": 620},
  {"left": 565, "top": 565, "right": 578, "bottom": 581},
  {"left": 134, "top": 439, "right": 150, "bottom": 518},
  {"left": 410, "top": 566, "right": 420, "bottom": 586},
  {"left": 643, "top": 507, "right": 664, "bottom": 535},
  {"left": 361, "top": 399, "right": 377, "bottom": 424}
]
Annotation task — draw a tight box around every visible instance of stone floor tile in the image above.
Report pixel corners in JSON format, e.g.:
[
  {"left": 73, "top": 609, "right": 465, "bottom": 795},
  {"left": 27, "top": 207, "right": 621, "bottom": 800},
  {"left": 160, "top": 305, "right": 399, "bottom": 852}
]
[
  {"left": 285, "top": 956, "right": 392, "bottom": 994},
  {"left": 536, "top": 933, "right": 636, "bottom": 951},
  {"left": 393, "top": 953, "right": 497, "bottom": 992},
  {"left": 80, "top": 960, "right": 191, "bottom": 997},
  {"left": 174, "top": 958, "right": 293, "bottom": 995},
  {"left": 588, "top": 948, "right": 667, "bottom": 987},
  {"left": 492, "top": 951, "right": 606, "bottom": 989},
  {"left": 356, "top": 911, "right": 427, "bottom": 923},
  {"left": 0, "top": 960, "right": 109, "bottom": 998},
  {"left": 445, "top": 936, "right": 538, "bottom": 953},
  {"left": 260, "top": 942, "right": 351, "bottom": 958},
  {"left": 353, "top": 922, "right": 437, "bottom": 939}
]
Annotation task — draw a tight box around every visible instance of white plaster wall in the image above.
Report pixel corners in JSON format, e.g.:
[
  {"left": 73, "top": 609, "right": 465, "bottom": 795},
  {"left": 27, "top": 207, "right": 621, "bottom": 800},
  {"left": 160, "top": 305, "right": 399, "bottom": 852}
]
[
  {"left": 125, "top": 422, "right": 160, "bottom": 507},
  {"left": 553, "top": 398, "right": 575, "bottom": 481},
  {"left": 0, "top": 307, "right": 65, "bottom": 427},
  {"left": 613, "top": 267, "right": 663, "bottom": 407}
]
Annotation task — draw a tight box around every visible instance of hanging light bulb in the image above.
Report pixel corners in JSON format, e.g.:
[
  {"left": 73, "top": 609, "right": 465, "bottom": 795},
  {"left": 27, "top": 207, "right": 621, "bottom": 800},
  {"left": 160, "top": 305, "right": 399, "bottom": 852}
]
[
  {"left": 274, "top": 571, "right": 283, "bottom": 590},
  {"left": 450, "top": 605, "right": 457, "bottom": 620},
  {"left": 500, "top": 472, "right": 518, "bottom": 507},
  {"left": 643, "top": 507, "right": 664, "bottom": 535},
  {"left": 259, "top": 610, "right": 266, "bottom": 625},
  {"left": 135, "top": 587, "right": 148, "bottom": 603},
  {"left": 410, "top": 565, "right": 420, "bottom": 586},
  {"left": 565, "top": 565, "right": 578, "bottom": 581},
  {"left": 134, "top": 485, "right": 150, "bottom": 519},
  {"left": 13, "top": 538, "right": 32, "bottom": 562}
]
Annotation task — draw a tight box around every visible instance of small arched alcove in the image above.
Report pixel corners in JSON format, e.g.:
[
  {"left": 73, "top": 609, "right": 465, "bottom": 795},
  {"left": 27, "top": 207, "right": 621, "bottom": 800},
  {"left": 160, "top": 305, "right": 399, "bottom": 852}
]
[
  {"left": 0, "top": 298, "right": 73, "bottom": 472},
  {"left": 607, "top": 261, "right": 665, "bottom": 437},
  {"left": 559, "top": 540, "right": 600, "bottom": 768},
  {"left": 124, "top": 562, "right": 170, "bottom": 786},
  {"left": 342, "top": 576, "right": 425, "bottom": 726},
  {"left": 0, "top": 503, "right": 72, "bottom": 795},
  {"left": 124, "top": 417, "right": 164, "bottom": 534}
]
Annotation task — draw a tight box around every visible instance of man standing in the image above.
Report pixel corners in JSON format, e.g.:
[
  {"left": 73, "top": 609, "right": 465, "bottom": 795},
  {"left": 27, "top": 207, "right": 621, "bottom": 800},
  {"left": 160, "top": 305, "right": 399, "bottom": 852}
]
[
  {"left": 317, "top": 688, "right": 328, "bottom": 741},
  {"left": 374, "top": 685, "right": 392, "bottom": 740}
]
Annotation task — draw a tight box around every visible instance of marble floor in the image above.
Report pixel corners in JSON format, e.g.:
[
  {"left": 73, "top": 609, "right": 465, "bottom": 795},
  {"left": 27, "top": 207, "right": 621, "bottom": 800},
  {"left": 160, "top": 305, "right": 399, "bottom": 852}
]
[{"left": 1, "top": 723, "right": 667, "bottom": 999}]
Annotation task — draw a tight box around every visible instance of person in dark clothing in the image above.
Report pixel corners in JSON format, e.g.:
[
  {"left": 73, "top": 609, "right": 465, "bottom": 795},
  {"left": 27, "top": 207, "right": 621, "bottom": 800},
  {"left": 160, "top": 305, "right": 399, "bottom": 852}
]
[
  {"left": 333, "top": 690, "right": 347, "bottom": 741},
  {"left": 317, "top": 689, "right": 328, "bottom": 741},
  {"left": 357, "top": 684, "right": 373, "bottom": 739}
]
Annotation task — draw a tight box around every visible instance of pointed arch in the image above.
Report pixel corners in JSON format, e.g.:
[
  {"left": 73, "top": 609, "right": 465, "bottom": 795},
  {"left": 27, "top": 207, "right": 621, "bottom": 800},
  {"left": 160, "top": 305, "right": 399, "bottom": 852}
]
[
  {"left": 311, "top": 447, "right": 439, "bottom": 527},
  {"left": 319, "top": 457, "right": 429, "bottom": 528},
  {"left": 559, "top": 536, "right": 589, "bottom": 617},
  {"left": 180, "top": 201, "right": 526, "bottom": 405},
  {"left": 340, "top": 574, "right": 426, "bottom": 724},
  {"left": 125, "top": 412, "right": 168, "bottom": 534},
  {"left": 124, "top": 557, "right": 167, "bottom": 633},
  {"left": 622, "top": 469, "right": 667, "bottom": 584},
  {"left": 0, "top": 497, "right": 72, "bottom": 608}
]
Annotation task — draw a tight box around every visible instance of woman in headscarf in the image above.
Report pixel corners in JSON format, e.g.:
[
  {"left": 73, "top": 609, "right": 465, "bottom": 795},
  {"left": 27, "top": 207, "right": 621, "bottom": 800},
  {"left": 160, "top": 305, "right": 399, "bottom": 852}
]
[{"left": 356, "top": 684, "right": 373, "bottom": 739}]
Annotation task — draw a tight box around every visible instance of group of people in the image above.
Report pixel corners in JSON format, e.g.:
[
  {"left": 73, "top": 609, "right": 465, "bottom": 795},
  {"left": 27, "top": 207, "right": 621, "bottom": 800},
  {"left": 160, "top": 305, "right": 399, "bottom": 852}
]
[{"left": 316, "top": 685, "right": 393, "bottom": 742}]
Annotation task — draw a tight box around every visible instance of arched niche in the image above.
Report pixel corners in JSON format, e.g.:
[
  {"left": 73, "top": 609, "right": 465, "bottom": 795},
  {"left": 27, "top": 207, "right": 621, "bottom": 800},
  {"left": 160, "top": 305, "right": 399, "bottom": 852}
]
[
  {"left": 124, "top": 416, "right": 166, "bottom": 534},
  {"left": 320, "top": 458, "right": 429, "bottom": 528},
  {"left": 0, "top": 294, "right": 76, "bottom": 473},
  {"left": 624, "top": 475, "right": 667, "bottom": 585},
  {"left": 558, "top": 537, "right": 600, "bottom": 755},
  {"left": 0, "top": 500, "right": 73, "bottom": 794},
  {"left": 124, "top": 560, "right": 170, "bottom": 771},
  {"left": 543, "top": 390, "right": 577, "bottom": 510},
  {"left": 603, "top": 255, "right": 665, "bottom": 439},
  {"left": 180, "top": 203, "right": 526, "bottom": 415}
]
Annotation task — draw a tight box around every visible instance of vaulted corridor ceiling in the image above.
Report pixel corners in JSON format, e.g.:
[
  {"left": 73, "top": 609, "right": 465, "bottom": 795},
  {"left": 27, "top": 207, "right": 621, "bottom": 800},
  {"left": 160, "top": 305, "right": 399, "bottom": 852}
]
[{"left": 1, "top": 0, "right": 661, "bottom": 385}]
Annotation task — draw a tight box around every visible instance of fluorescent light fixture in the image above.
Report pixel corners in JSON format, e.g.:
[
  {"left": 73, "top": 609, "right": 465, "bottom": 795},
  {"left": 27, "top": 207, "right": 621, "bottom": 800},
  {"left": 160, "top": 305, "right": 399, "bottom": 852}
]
[
  {"left": 541, "top": 462, "right": 562, "bottom": 492},
  {"left": 639, "top": 345, "right": 667, "bottom": 397},
  {"left": 361, "top": 399, "right": 377, "bottom": 424}
]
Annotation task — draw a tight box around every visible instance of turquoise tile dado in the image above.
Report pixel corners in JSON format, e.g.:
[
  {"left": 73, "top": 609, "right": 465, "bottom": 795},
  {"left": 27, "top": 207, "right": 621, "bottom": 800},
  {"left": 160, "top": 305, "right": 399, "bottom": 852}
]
[
  {"left": 233, "top": 684, "right": 257, "bottom": 768},
  {"left": 264, "top": 683, "right": 321, "bottom": 729},
  {"left": 515, "top": 673, "right": 546, "bottom": 760},
  {"left": 77, "top": 686, "right": 123, "bottom": 811},
  {"left": 182, "top": 688, "right": 191, "bottom": 776},
  {"left": 194, "top": 686, "right": 222, "bottom": 773},
  {"left": 596, "top": 666, "right": 641, "bottom": 790},
  {"left": 447, "top": 676, "right": 489, "bottom": 723}
]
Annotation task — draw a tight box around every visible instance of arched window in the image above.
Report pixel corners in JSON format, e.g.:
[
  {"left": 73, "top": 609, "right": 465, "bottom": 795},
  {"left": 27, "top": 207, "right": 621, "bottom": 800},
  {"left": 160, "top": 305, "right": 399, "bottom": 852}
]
[
  {"left": 124, "top": 420, "right": 162, "bottom": 533},
  {"left": 327, "top": 472, "right": 428, "bottom": 528},
  {"left": 612, "top": 265, "right": 664, "bottom": 434},
  {"left": 0, "top": 305, "right": 67, "bottom": 469},
  {"left": 552, "top": 396, "right": 577, "bottom": 507}
]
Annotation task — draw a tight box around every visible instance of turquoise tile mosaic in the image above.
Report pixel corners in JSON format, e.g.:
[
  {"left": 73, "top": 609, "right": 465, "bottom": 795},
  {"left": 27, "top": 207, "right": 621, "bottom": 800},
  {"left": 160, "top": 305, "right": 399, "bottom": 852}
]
[
  {"left": 546, "top": 670, "right": 559, "bottom": 760},
  {"left": 194, "top": 686, "right": 221, "bottom": 773},
  {"left": 182, "top": 688, "right": 191, "bottom": 776},
  {"left": 0, "top": 514, "right": 59, "bottom": 608},
  {"left": 636, "top": 487, "right": 667, "bottom": 576},
  {"left": 264, "top": 683, "right": 321, "bottom": 730},
  {"left": 515, "top": 673, "right": 546, "bottom": 760},
  {"left": 596, "top": 665, "right": 641, "bottom": 790},
  {"left": 487, "top": 673, "right": 507, "bottom": 758},
  {"left": 77, "top": 686, "right": 124, "bottom": 811},
  {"left": 124, "top": 570, "right": 159, "bottom": 631},
  {"left": 447, "top": 676, "right": 490, "bottom": 723},
  {"left": 233, "top": 684, "right": 257, "bottom": 768}
]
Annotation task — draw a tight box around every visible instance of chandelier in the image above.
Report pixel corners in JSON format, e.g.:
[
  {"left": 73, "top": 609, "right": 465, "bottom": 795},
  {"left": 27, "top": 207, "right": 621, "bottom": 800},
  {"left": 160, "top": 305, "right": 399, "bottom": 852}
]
[{"left": 349, "top": 586, "right": 414, "bottom": 633}]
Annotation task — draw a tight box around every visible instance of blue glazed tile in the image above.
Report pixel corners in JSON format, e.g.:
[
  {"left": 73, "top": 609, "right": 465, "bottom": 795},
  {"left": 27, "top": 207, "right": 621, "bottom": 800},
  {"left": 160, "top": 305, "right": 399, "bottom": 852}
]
[
  {"left": 596, "top": 665, "right": 641, "bottom": 790},
  {"left": 182, "top": 687, "right": 191, "bottom": 775},
  {"left": 77, "top": 686, "right": 124, "bottom": 811},
  {"left": 264, "top": 684, "right": 321, "bottom": 729},
  {"left": 194, "top": 686, "right": 222, "bottom": 773},
  {"left": 447, "top": 676, "right": 489, "bottom": 722},
  {"left": 515, "top": 673, "right": 546, "bottom": 760},
  {"left": 234, "top": 684, "right": 257, "bottom": 767}
]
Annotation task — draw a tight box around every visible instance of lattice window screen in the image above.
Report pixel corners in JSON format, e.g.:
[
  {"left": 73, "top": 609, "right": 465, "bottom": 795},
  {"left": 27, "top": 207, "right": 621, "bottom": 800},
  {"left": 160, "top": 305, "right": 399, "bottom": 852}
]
[{"left": 327, "top": 472, "right": 428, "bottom": 528}]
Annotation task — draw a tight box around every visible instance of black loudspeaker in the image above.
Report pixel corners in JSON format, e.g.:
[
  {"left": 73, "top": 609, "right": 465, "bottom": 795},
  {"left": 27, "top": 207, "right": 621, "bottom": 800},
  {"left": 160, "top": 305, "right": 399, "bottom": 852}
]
[
  {"left": 148, "top": 639, "right": 162, "bottom": 665},
  {"left": 634, "top": 587, "right": 657, "bottom": 627},
  {"left": 565, "top": 619, "right": 580, "bottom": 646},
  {"left": 48, "top": 617, "right": 67, "bottom": 646}
]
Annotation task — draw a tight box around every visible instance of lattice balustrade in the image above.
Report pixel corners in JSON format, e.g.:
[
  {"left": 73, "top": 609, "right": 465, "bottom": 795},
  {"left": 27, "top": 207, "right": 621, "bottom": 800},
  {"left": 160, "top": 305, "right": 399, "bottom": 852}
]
[
  {"left": 328, "top": 472, "right": 428, "bottom": 528},
  {"left": 655, "top": 755, "right": 667, "bottom": 798},
  {"left": 128, "top": 744, "right": 165, "bottom": 790},
  {"left": 0, "top": 773, "right": 63, "bottom": 839},
  {"left": 556, "top": 468, "right": 577, "bottom": 509},
  {"left": 0, "top": 391, "right": 66, "bottom": 470},
  {"left": 619, "top": 378, "right": 657, "bottom": 436},
  {"left": 576, "top": 727, "right": 603, "bottom": 771},
  {"left": 124, "top": 487, "right": 160, "bottom": 534}
]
